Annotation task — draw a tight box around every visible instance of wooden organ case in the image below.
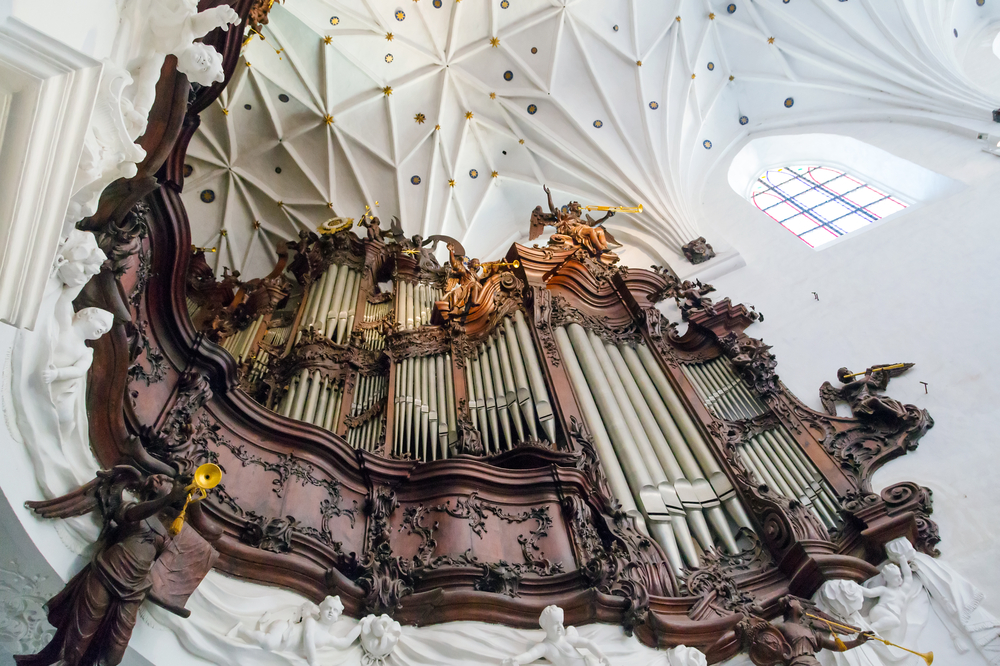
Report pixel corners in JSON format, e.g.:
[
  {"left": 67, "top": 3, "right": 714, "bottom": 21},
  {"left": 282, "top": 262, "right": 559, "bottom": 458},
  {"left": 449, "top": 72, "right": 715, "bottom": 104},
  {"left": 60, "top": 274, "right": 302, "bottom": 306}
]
[{"left": 78, "top": 7, "right": 940, "bottom": 659}]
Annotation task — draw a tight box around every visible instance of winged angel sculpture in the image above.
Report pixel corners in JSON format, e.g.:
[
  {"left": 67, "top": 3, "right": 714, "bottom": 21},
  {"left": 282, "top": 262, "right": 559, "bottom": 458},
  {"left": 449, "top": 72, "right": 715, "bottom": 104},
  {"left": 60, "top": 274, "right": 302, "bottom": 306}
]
[
  {"left": 819, "top": 364, "right": 919, "bottom": 425},
  {"left": 15, "top": 466, "right": 217, "bottom": 666},
  {"left": 529, "top": 186, "right": 622, "bottom": 262}
]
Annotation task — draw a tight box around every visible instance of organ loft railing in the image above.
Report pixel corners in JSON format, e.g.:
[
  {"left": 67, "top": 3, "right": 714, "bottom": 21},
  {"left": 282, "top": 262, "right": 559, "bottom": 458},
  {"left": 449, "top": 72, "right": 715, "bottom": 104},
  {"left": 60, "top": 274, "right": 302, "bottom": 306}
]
[{"left": 132, "top": 184, "right": 937, "bottom": 656}]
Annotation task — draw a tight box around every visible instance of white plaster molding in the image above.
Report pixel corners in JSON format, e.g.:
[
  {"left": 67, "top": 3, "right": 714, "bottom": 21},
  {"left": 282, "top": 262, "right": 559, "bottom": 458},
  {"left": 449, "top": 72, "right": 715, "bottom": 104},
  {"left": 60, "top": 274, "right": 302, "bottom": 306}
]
[
  {"left": 0, "top": 19, "right": 102, "bottom": 330},
  {"left": 0, "top": 559, "right": 57, "bottom": 656}
]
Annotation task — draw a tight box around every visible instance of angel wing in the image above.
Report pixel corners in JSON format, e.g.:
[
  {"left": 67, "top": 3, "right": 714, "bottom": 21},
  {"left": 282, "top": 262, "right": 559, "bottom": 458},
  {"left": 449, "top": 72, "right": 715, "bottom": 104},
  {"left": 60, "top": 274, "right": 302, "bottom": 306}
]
[
  {"left": 387, "top": 216, "right": 407, "bottom": 243},
  {"left": 25, "top": 465, "right": 143, "bottom": 519},
  {"left": 872, "top": 362, "right": 914, "bottom": 389},
  {"left": 528, "top": 206, "right": 551, "bottom": 241},
  {"left": 603, "top": 227, "right": 621, "bottom": 247},
  {"left": 819, "top": 382, "right": 842, "bottom": 417}
]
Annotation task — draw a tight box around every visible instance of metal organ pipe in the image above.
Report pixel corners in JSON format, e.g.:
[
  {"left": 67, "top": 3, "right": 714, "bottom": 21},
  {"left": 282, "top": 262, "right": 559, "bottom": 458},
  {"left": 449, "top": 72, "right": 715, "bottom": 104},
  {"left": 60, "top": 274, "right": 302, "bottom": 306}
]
[
  {"left": 487, "top": 338, "right": 513, "bottom": 449},
  {"left": 562, "top": 324, "right": 685, "bottom": 572},
  {"left": 513, "top": 312, "right": 556, "bottom": 443},
  {"left": 636, "top": 343, "right": 754, "bottom": 532},
  {"left": 502, "top": 318, "right": 537, "bottom": 440}
]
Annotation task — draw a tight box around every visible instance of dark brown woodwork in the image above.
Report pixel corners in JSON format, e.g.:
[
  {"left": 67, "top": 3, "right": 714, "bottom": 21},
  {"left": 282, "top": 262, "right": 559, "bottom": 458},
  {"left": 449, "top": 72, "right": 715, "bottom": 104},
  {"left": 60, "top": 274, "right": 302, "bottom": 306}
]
[{"left": 77, "top": 10, "right": 938, "bottom": 661}]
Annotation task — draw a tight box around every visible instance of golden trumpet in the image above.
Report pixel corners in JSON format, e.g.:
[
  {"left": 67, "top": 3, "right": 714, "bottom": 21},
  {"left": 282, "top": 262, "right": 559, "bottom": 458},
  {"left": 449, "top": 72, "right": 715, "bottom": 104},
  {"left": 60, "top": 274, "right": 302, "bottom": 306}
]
[
  {"left": 842, "top": 363, "right": 908, "bottom": 380},
  {"left": 804, "top": 613, "right": 933, "bottom": 664},
  {"left": 191, "top": 245, "right": 218, "bottom": 254},
  {"left": 170, "top": 463, "right": 223, "bottom": 536},
  {"left": 482, "top": 259, "right": 520, "bottom": 270},
  {"left": 584, "top": 204, "right": 643, "bottom": 214}
]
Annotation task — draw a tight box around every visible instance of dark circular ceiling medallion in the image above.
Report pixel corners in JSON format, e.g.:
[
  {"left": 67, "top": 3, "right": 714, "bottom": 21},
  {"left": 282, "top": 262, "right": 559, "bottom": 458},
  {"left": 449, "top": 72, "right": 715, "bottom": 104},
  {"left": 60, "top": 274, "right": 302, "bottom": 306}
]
[
  {"left": 278, "top": 94, "right": 290, "bottom": 103},
  {"left": 200, "top": 190, "right": 215, "bottom": 203}
]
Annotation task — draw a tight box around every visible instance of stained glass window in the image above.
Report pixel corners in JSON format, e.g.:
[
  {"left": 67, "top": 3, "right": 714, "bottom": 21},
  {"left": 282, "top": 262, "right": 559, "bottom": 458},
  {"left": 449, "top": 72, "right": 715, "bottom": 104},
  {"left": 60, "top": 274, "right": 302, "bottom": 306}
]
[{"left": 750, "top": 166, "right": 908, "bottom": 248}]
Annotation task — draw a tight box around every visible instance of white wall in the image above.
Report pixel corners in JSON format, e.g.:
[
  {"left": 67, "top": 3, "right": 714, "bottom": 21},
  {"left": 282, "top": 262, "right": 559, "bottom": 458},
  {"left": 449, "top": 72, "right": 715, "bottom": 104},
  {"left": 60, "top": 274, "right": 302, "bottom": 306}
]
[{"left": 698, "top": 119, "right": 1000, "bottom": 615}]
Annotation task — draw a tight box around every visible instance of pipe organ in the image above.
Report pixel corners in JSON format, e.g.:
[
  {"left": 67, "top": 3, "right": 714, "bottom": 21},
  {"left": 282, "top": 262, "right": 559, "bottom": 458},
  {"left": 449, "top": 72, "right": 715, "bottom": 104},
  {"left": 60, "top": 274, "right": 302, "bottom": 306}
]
[
  {"left": 84, "top": 23, "right": 941, "bottom": 663},
  {"left": 150, "top": 208, "right": 936, "bottom": 657}
]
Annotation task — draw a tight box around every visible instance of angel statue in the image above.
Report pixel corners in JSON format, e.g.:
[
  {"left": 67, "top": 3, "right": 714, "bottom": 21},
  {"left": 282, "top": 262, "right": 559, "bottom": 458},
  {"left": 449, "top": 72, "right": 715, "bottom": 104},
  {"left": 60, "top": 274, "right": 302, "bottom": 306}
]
[
  {"left": 502, "top": 605, "right": 611, "bottom": 666},
  {"left": 15, "top": 466, "right": 217, "bottom": 666},
  {"left": 229, "top": 595, "right": 363, "bottom": 666},
  {"left": 528, "top": 185, "right": 621, "bottom": 261},
  {"left": 819, "top": 364, "right": 925, "bottom": 428},
  {"left": 440, "top": 243, "right": 484, "bottom": 314},
  {"left": 737, "top": 596, "right": 869, "bottom": 666}
]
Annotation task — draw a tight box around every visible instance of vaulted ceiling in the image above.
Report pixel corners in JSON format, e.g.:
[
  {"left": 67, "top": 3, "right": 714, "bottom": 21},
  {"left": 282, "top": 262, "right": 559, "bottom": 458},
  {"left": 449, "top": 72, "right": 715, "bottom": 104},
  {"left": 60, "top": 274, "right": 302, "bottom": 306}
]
[{"left": 181, "top": 0, "right": 1000, "bottom": 277}]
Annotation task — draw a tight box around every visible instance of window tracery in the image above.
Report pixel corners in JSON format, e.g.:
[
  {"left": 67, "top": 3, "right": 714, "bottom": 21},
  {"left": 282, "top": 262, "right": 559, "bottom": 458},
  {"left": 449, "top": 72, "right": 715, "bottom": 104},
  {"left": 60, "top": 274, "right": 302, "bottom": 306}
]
[{"left": 750, "top": 166, "right": 908, "bottom": 248}]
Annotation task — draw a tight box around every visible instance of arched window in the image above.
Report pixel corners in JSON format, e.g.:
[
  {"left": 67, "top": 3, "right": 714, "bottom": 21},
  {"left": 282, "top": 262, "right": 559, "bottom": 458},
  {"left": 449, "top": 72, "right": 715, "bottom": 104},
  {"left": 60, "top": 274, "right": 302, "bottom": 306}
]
[{"left": 749, "top": 166, "right": 908, "bottom": 248}]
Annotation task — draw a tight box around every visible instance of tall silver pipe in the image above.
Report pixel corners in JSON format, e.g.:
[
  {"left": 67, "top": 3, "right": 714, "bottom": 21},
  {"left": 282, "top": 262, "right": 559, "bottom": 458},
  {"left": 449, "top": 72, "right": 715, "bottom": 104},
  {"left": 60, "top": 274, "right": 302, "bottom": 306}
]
[
  {"left": 478, "top": 345, "right": 500, "bottom": 448},
  {"left": 403, "top": 358, "right": 414, "bottom": 456},
  {"left": 290, "top": 368, "right": 311, "bottom": 421},
  {"left": 303, "top": 369, "right": 323, "bottom": 424},
  {"left": 555, "top": 326, "right": 683, "bottom": 572},
  {"left": 345, "top": 275, "right": 360, "bottom": 341},
  {"left": 338, "top": 271, "right": 358, "bottom": 344},
  {"left": 607, "top": 343, "right": 709, "bottom": 559},
  {"left": 444, "top": 353, "right": 456, "bottom": 453},
  {"left": 325, "top": 265, "right": 349, "bottom": 339},
  {"left": 514, "top": 311, "right": 556, "bottom": 443},
  {"left": 428, "top": 356, "right": 439, "bottom": 461},
  {"left": 323, "top": 382, "right": 340, "bottom": 431},
  {"left": 464, "top": 363, "right": 478, "bottom": 430},
  {"left": 319, "top": 265, "right": 339, "bottom": 329},
  {"left": 279, "top": 376, "right": 298, "bottom": 417},
  {"left": 393, "top": 363, "right": 402, "bottom": 452},
  {"left": 564, "top": 325, "right": 686, "bottom": 572},
  {"left": 405, "top": 281, "right": 414, "bottom": 331},
  {"left": 435, "top": 355, "right": 449, "bottom": 458},
  {"left": 487, "top": 338, "right": 512, "bottom": 449},
  {"left": 471, "top": 354, "right": 490, "bottom": 452},
  {"left": 496, "top": 331, "right": 525, "bottom": 443},
  {"left": 306, "top": 271, "right": 329, "bottom": 329},
  {"left": 636, "top": 344, "right": 754, "bottom": 531},
  {"left": 589, "top": 332, "right": 708, "bottom": 560},
  {"left": 503, "top": 318, "right": 537, "bottom": 439},
  {"left": 313, "top": 377, "right": 330, "bottom": 427},
  {"left": 419, "top": 356, "right": 430, "bottom": 460}
]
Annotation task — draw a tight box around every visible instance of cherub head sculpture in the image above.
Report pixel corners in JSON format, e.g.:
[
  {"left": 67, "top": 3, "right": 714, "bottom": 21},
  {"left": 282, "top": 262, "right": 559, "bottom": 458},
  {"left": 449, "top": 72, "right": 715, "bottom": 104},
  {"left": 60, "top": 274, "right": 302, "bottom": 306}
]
[
  {"left": 318, "top": 595, "right": 344, "bottom": 624},
  {"left": 176, "top": 42, "right": 225, "bottom": 86},
  {"left": 882, "top": 563, "right": 903, "bottom": 588},
  {"left": 539, "top": 605, "right": 566, "bottom": 640},
  {"left": 73, "top": 308, "right": 114, "bottom": 341}
]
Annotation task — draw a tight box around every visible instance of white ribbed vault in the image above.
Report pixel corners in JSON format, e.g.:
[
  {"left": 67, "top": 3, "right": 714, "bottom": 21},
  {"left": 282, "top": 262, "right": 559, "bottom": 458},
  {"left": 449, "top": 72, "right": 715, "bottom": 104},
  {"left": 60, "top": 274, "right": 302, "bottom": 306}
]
[{"left": 181, "top": 0, "right": 1000, "bottom": 276}]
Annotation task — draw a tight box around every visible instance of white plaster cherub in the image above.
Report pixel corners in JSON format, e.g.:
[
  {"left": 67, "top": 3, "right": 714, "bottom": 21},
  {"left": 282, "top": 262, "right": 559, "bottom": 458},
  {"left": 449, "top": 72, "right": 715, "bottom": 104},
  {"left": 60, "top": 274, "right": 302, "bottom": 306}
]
[
  {"left": 860, "top": 540, "right": 920, "bottom": 639},
  {"left": 127, "top": 0, "right": 239, "bottom": 118},
  {"left": 502, "top": 605, "right": 611, "bottom": 666},
  {"left": 42, "top": 308, "right": 114, "bottom": 426},
  {"left": 230, "top": 595, "right": 362, "bottom": 666}
]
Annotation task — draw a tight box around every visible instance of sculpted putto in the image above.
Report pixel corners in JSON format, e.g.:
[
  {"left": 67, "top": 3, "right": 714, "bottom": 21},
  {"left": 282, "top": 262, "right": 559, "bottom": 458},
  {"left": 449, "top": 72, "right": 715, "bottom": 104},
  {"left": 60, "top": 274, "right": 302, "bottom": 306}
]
[
  {"left": 502, "top": 605, "right": 611, "bottom": 666},
  {"left": 230, "top": 595, "right": 362, "bottom": 666}
]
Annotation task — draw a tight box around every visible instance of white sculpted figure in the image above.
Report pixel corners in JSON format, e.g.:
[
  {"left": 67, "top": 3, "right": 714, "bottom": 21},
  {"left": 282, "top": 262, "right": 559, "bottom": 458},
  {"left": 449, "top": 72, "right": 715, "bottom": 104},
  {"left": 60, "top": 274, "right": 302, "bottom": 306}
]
[
  {"left": 126, "top": 0, "right": 239, "bottom": 131},
  {"left": 49, "top": 231, "right": 111, "bottom": 433},
  {"left": 44, "top": 308, "right": 114, "bottom": 425},
  {"left": 861, "top": 539, "right": 921, "bottom": 642},
  {"left": 359, "top": 614, "right": 402, "bottom": 664},
  {"left": 502, "top": 605, "right": 611, "bottom": 666},
  {"left": 230, "top": 595, "right": 362, "bottom": 666}
]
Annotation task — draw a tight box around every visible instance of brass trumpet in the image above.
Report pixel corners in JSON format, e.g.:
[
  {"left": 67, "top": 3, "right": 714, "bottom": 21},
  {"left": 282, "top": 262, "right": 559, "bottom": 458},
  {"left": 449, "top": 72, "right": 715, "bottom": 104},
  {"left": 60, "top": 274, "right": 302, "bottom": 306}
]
[
  {"left": 482, "top": 259, "right": 520, "bottom": 270},
  {"left": 191, "top": 245, "right": 218, "bottom": 254},
  {"left": 169, "top": 463, "right": 223, "bottom": 535},
  {"left": 584, "top": 204, "right": 643, "bottom": 214},
  {"left": 841, "top": 363, "right": 909, "bottom": 379},
  {"left": 805, "top": 613, "right": 933, "bottom": 664}
]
